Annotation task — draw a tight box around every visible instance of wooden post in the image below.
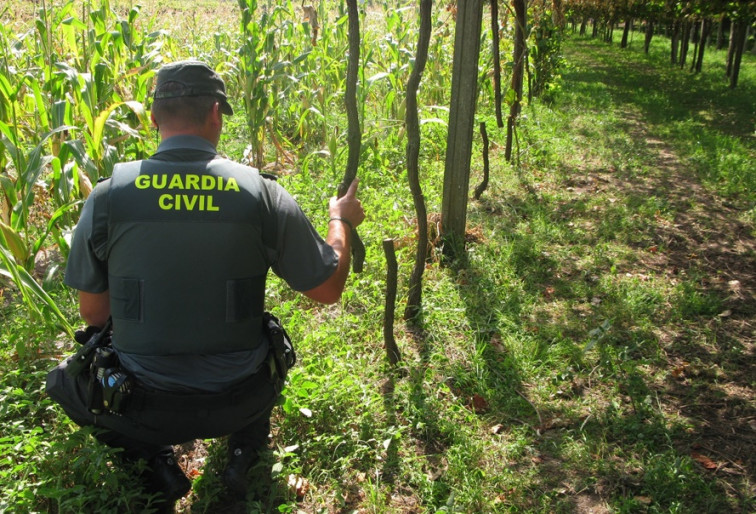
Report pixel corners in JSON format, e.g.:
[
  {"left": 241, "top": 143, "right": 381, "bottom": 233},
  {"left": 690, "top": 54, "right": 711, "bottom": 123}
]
[
  {"left": 491, "top": 0, "right": 504, "bottom": 128},
  {"left": 441, "top": 0, "right": 484, "bottom": 256},
  {"left": 404, "top": 0, "right": 432, "bottom": 321},
  {"left": 473, "top": 122, "right": 489, "bottom": 201},
  {"left": 383, "top": 239, "right": 401, "bottom": 366},
  {"left": 340, "top": 0, "right": 366, "bottom": 272},
  {"left": 505, "top": 0, "right": 526, "bottom": 162}
]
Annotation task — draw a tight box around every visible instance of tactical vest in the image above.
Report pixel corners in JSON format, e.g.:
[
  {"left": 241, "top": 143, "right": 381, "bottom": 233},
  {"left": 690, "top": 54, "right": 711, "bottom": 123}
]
[{"left": 91, "top": 157, "right": 277, "bottom": 356}]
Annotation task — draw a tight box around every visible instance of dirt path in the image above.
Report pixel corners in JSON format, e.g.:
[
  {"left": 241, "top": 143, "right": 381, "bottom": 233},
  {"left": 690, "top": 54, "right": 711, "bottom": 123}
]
[
  {"left": 547, "top": 39, "right": 756, "bottom": 510},
  {"left": 643, "top": 120, "right": 753, "bottom": 477},
  {"left": 577, "top": 110, "right": 756, "bottom": 508}
]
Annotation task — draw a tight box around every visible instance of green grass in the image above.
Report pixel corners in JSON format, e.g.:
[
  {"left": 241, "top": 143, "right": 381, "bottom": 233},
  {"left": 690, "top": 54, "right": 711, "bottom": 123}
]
[{"left": 2, "top": 7, "right": 755, "bottom": 513}]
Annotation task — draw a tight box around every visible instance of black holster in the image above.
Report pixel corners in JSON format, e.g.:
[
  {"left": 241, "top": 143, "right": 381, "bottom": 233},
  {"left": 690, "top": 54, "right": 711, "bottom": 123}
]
[
  {"left": 263, "top": 312, "right": 296, "bottom": 383},
  {"left": 65, "top": 319, "right": 113, "bottom": 378},
  {"left": 61, "top": 319, "right": 132, "bottom": 414},
  {"left": 88, "top": 345, "right": 132, "bottom": 414}
]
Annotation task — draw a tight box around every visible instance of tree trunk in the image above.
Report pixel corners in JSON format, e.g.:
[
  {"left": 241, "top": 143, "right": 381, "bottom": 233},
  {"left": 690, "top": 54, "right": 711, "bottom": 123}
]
[
  {"left": 621, "top": 18, "right": 632, "bottom": 48},
  {"left": 694, "top": 19, "right": 711, "bottom": 73},
  {"left": 580, "top": 18, "right": 587, "bottom": 36},
  {"left": 491, "top": 0, "right": 504, "bottom": 128},
  {"left": 679, "top": 20, "right": 690, "bottom": 68},
  {"left": 404, "top": 0, "right": 432, "bottom": 321},
  {"left": 604, "top": 19, "right": 615, "bottom": 43},
  {"left": 726, "top": 20, "right": 737, "bottom": 77},
  {"left": 670, "top": 21, "right": 680, "bottom": 64},
  {"left": 644, "top": 20, "right": 654, "bottom": 53},
  {"left": 717, "top": 15, "right": 727, "bottom": 50},
  {"left": 689, "top": 21, "right": 700, "bottom": 71},
  {"left": 441, "top": 0, "right": 483, "bottom": 256},
  {"left": 729, "top": 20, "right": 747, "bottom": 88},
  {"left": 505, "top": 0, "right": 526, "bottom": 162},
  {"left": 526, "top": 31, "right": 533, "bottom": 105}
]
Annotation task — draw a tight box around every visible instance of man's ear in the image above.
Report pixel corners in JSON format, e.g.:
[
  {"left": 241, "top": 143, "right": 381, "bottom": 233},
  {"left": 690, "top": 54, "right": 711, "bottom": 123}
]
[
  {"left": 150, "top": 111, "right": 159, "bottom": 129},
  {"left": 209, "top": 101, "right": 223, "bottom": 128}
]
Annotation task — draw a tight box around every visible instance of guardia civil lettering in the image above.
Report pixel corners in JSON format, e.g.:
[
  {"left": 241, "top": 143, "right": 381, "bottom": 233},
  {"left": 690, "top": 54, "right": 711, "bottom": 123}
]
[
  {"left": 134, "top": 173, "right": 240, "bottom": 211},
  {"left": 157, "top": 194, "right": 219, "bottom": 211},
  {"left": 134, "top": 173, "right": 241, "bottom": 192}
]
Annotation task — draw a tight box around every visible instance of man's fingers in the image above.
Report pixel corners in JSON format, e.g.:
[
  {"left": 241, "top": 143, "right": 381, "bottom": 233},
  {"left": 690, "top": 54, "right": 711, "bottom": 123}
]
[{"left": 344, "top": 178, "right": 360, "bottom": 198}]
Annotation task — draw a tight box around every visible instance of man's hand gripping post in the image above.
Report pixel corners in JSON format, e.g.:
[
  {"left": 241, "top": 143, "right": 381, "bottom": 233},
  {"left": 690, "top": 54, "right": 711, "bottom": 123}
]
[{"left": 336, "top": 179, "right": 365, "bottom": 273}]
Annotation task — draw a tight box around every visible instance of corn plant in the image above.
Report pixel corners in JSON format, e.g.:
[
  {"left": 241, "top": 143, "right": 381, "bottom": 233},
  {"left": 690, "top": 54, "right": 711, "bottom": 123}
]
[
  {"left": 278, "top": 3, "right": 351, "bottom": 173},
  {"left": 0, "top": 0, "right": 160, "bottom": 334},
  {"left": 0, "top": 77, "right": 75, "bottom": 334},
  {"left": 236, "top": 0, "right": 300, "bottom": 167}
]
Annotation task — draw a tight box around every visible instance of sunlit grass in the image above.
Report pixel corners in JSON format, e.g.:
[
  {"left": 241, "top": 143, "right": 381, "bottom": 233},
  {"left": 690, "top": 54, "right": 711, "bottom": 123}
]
[{"left": 1, "top": 4, "right": 754, "bottom": 512}]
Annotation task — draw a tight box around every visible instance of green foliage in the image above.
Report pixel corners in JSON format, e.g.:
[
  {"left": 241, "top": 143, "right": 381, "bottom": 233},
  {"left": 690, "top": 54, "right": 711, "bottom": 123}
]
[
  {"left": 1, "top": 0, "right": 159, "bottom": 330},
  {"left": 529, "top": 6, "right": 565, "bottom": 100},
  {"left": 1, "top": 2, "right": 754, "bottom": 513},
  {"left": 0, "top": 244, "right": 74, "bottom": 337}
]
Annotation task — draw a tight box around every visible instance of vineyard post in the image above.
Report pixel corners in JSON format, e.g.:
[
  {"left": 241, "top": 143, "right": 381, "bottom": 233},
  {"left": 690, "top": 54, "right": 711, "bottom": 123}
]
[
  {"left": 340, "top": 0, "right": 366, "bottom": 273},
  {"left": 404, "top": 0, "right": 432, "bottom": 321},
  {"left": 440, "top": 0, "right": 484, "bottom": 257}
]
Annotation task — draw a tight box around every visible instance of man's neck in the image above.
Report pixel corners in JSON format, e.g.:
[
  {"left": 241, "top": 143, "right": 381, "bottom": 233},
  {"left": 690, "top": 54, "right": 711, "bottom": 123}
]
[{"left": 159, "top": 128, "right": 219, "bottom": 148}]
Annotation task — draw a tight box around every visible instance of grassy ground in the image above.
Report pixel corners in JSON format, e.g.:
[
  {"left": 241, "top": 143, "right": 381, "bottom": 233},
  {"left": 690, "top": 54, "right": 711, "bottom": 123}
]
[{"left": 2, "top": 18, "right": 755, "bottom": 514}]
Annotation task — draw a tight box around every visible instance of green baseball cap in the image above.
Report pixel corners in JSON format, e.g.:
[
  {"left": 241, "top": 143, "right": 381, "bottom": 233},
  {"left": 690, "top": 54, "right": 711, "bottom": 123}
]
[{"left": 153, "top": 60, "right": 234, "bottom": 115}]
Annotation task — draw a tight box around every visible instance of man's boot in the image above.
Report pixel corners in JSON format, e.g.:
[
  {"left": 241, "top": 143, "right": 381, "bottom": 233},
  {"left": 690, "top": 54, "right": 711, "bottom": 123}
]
[
  {"left": 222, "top": 411, "right": 271, "bottom": 498},
  {"left": 222, "top": 444, "right": 259, "bottom": 498},
  {"left": 145, "top": 448, "right": 192, "bottom": 506}
]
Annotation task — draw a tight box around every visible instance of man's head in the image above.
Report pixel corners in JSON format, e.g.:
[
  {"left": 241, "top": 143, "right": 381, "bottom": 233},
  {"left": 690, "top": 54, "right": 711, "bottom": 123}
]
[{"left": 151, "top": 60, "right": 233, "bottom": 137}]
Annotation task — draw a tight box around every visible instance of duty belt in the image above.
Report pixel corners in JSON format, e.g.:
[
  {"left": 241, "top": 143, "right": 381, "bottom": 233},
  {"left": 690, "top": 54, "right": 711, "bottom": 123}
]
[{"left": 127, "top": 358, "right": 274, "bottom": 412}]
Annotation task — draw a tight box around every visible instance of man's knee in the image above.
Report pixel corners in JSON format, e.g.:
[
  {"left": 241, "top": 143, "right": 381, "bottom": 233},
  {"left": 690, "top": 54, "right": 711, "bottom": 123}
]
[{"left": 46, "top": 360, "right": 93, "bottom": 426}]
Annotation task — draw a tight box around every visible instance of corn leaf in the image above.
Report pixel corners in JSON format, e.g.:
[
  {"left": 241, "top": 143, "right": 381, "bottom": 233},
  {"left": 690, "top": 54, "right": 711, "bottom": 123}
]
[
  {"left": 0, "top": 245, "right": 74, "bottom": 337},
  {"left": 31, "top": 201, "right": 81, "bottom": 258},
  {"left": 0, "top": 220, "right": 29, "bottom": 264}
]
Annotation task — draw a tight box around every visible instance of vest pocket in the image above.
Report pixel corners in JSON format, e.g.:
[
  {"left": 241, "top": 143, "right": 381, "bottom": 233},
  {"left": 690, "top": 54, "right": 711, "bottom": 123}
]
[
  {"left": 110, "top": 277, "right": 144, "bottom": 322},
  {"left": 226, "top": 276, "right": 265, "bottom": 323}
]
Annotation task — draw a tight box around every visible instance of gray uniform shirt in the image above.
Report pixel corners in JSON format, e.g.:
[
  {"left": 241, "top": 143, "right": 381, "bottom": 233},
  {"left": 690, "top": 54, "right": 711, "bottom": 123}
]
[{"left": 65, "top": 135, "right": 338, "bottom": 392}]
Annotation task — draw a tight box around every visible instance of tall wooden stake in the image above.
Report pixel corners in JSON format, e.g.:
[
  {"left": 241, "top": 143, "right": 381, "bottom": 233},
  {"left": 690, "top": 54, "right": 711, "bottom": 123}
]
[
  {"left": 473, "top": 122, "right": 489, "bottom": 200},
  {"left": 491, "top": 0, "right": 504, "bottom": 128},
  {"left": 340, "top": 0, "right": 366, "bottom": 272},
  {"left": 505, "top": 0, "right": 526, "bottom": 162},
  {"left": 404, "top": 0, "right": 432, "bottom": 321},
  {"left": 383, "top": 239, "right": 401, "bottom": 366}
]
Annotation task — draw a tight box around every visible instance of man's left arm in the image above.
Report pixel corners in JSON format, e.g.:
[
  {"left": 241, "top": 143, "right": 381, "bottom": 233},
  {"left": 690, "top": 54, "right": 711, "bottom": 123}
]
[
  {"left": 66, "top": 183, "right": 111, "bottom": 328},
  {"left": 79, "top": 291, "right": 110, "bottom": 328}
]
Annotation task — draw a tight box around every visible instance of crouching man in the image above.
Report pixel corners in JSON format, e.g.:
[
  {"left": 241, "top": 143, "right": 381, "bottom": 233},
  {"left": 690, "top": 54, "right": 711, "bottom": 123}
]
[{"left": 46, "top": 60, "right": 364, "bottom": 509}]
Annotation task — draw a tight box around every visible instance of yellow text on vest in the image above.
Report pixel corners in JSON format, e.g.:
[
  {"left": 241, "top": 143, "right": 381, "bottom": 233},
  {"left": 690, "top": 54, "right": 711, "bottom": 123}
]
[
  {"left": 135, "top": 173, "right": 240, "bottom": 212},
  {"left": 134, "top": 173, "right": 240, "bottom": 192},
  {"left": 158, "top": 194, "right": 219, "bottom": 211}
]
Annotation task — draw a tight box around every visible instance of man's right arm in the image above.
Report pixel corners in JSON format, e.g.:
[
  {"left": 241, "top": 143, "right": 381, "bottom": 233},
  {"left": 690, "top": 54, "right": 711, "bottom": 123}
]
[{"left": 302, "top": 179, "right": 364, "bottom": 304}]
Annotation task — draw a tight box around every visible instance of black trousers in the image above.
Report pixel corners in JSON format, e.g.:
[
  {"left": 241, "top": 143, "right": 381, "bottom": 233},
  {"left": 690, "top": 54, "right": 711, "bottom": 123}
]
[{"left": 46, "top": 356, "right": 280, "bottom": 461}]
